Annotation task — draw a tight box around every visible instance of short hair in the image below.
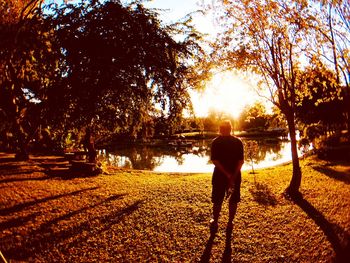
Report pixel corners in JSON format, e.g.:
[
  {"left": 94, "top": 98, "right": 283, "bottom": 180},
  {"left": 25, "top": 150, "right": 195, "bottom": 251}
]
[{"left": 219, "top": 120, "right": 232, "bottom": 134}]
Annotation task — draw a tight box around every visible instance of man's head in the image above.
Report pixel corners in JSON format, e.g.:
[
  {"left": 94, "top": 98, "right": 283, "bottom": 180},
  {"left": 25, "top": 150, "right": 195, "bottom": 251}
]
[{"left": 219, "top": 120, "right": 232, "bottom": 136}]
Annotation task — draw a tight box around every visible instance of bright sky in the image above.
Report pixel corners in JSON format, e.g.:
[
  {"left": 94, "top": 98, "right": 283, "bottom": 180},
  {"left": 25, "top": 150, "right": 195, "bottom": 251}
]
[
  {"left": 192, "top": 71, "right": 261, "bottom": 118},
  {"left": 141, "top": 0, "right": 261, "bottom": 118},
  {"left": 142, "top": 0, "right": 217, "bottom": 36}
]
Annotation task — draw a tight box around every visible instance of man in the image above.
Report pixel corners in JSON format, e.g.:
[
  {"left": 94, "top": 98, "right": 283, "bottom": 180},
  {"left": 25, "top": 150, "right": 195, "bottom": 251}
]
[{"left": 210, "top": 120, "right": 244, "bottom": 232}]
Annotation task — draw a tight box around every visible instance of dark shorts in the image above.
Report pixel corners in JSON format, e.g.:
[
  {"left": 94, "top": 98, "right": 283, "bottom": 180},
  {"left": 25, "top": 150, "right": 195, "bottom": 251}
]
[{"left": 212, "top": 175, "right": 241, "bottom": 204}]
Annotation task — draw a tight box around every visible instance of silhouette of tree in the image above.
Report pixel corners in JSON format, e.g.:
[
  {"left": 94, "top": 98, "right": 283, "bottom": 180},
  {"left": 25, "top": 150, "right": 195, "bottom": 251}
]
[
  {"left": 0, "top": 0, "right": 58, "bottom": 159},
  {"left": 296, "top": 64, "right": 345, "bottom": 137},
  {"left": 310, "top": 0, "right": 350, "bottom": 136},
  {"left": 243, "top": 140, "right": 259, "bottom": 176},
  {"left": 45, "top": 0, "right": 208, "bottom": 160},
  {"left": 237, "top": 102, "right": 269, "bottom": 131}
]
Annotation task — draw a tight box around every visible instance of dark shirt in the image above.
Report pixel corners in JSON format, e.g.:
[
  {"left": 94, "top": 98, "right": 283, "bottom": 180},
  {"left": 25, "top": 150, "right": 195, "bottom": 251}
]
[{"left": 211, "top": 135, "right": 244, "bottom": 185}]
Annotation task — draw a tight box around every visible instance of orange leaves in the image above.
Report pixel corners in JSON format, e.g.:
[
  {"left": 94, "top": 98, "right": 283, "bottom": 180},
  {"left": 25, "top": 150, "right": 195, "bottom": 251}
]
[{"left": 0, "top": 0, "right": 43, "bottom": 24}]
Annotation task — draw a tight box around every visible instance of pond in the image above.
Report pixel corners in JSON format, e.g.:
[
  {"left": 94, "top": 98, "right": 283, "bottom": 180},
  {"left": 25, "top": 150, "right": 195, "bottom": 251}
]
[{"left": 98, "top": 138, "right": 305, "bottom": 173}]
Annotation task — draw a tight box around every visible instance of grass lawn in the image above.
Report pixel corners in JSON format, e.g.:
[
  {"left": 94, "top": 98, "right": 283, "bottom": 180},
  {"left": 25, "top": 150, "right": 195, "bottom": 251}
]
[{"left": 0, "top": 152, "right": 349, "bottom": 262}]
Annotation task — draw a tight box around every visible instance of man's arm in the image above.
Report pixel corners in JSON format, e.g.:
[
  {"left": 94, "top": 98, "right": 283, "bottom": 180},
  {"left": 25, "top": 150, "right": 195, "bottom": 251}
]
[
  {"left": 231, "top": 160, "right": 244, "bottom": 183},
  {"left": 212, "top": 159, "right": 244, "bottom": 180},
  {"left": 229, "top": 141, "right": 244, "bottom": 187},
  {"left": 212, "top": 160, "right": 233, "bottom": 180},
  {"left": 229, "top": 159, "right": 244, "bottom": 187}
]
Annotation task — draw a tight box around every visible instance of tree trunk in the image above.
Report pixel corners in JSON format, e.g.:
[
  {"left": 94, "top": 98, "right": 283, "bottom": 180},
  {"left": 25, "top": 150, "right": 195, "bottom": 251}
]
[
  {"left": 285, "top": 113, "right": 302, "bottom": 197},
  {"left": 10, "top": 85, "right": 29, "bottom": 161},
  {"left": 83, "top": 127, "right": 97, "bottom": 163},
  {"left": 6, "top": 60, "right": 29, "bottom": 160},
  {"left": 14, "top": 117, "right": 29, "bottom": 161},
  {"left": 348, "top": 112, "right": 350, "bottom": 139},
  {"left": 346, "top": 90, "right": 350, "bottom": 139}
]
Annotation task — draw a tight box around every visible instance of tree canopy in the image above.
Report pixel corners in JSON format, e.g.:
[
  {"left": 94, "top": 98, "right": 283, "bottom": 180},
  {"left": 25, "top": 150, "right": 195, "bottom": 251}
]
[
  {"left": 0, "top": 0, "right": 209, "bottom": 159},
  {"left": 0, "top": 0, "right": 57, "bottom": 159},
  {"left": 47, "top": 0, "right": 207, "bottom": 139},
  {"left": 296, "top": 64, "right": 345, "bottom": 135}
]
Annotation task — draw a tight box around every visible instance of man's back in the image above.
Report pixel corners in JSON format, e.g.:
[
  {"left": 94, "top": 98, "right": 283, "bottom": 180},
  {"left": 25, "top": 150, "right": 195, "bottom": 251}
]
[{"left": 211, "top": 135, "right": 243, "bottom": 175}]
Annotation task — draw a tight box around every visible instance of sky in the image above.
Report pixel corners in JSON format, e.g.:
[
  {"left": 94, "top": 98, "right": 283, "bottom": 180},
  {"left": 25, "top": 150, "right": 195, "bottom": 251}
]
[
  {"left": 142, "top": 0, "right": 217, "bottom": 36},
  {"left": 142, "top": 0, "right": 203, "bottom": 22},
  {"left": 49, "top": 0, "right": 217, "bottom": 41},
  {"left": 141, "top": 0, "right": 262, "bottom": 117}
]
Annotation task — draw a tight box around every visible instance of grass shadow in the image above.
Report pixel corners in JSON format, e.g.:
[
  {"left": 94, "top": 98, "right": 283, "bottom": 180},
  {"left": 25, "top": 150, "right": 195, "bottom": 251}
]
[
  {"left": 91, "top": 199, "right": 143, "bottom": 236},
  {"left": 0, "top": 162, "right": 46, "bottom": 179},
  {"left": 0, "top": 159, "right": 46, "bottom": 178},
  {"left": 0, "top": 157, "right": 16, "bottom": 164},
  {"left": 0, "top": 187, "right": 98, "bottom": 216},
  {"left": 0, "top": 175, "right": 50, "bottom": 184},
  {"left": 200, "top": 232, "right": 216, "bottom": 263},
  {"left": 0, "top": 212, "right": 42, "bottom": 231},
  {"left": 313, "top": 166, "right": 350, "bottom": 184},
  {"left": 222, "top": 227, "right": 233, "bottom": 263},
  {"left": 200, "top": 224, "right": 234, "bottom": 262},
  {"left": 249, "top": 182, "right": 278, "bottom": 206},
  {"left": 2, "top": 198, "right": 141, "bottom": 261},
  {"left": 292, "top": 195, "right": 350, "bottom": 262},
  {"left": 0, "top": 164, "right": 25, "bottom": 171},
  {"left": 0, "top": 195, "right": 125, "bottom": 232}
]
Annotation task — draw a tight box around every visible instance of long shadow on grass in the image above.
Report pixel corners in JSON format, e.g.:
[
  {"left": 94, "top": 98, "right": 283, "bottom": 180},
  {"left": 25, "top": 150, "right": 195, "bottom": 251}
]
[
  {"left": 0, "top": 166, "right": 43, "bottom": 178},
  {"left": 200, "top": 227, "right": 234, "bottom": 263},
  {"left": 2, "top": 198, "right": 142, "bottom": 261},
  {"left": 292, "top": 195, "right": 350, "bottom": 262},
  {"left": 0, "top": 174, "right": 50, "bottom": 184},
  {"left": 313, "top": 166, "right": 350, "bottom": 184},
  {"left": 0, "top": 164, "right": 26, "bottom": 171},
  {"left": 0, "top": 155, "right": 23, "bottom": 165},
  {"left": 0, "top": 212, "right": 42, "bottom": 231},
  {"left": 0, "top": 157, "right": 16, "bottom": 163},
  {"left": 200, "top": 232, "right": 216, "bottom": 263},
  {"left": 249, "top": 182, "right": 278, "bottom": 206},
  {"left": 0, "top": 195, "right": 125, "bottom": 232},
  {"left": 221, "top": 227, "right": 233, "bottom": 263},
  {"left": 0, "top": 187, "right": 98, "bottom": 216}
]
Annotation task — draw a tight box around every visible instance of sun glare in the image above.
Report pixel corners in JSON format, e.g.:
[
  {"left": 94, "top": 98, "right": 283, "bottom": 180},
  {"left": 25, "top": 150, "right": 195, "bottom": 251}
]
[{"left": 191, "top": 71, "right": 259, "bottom": 118}]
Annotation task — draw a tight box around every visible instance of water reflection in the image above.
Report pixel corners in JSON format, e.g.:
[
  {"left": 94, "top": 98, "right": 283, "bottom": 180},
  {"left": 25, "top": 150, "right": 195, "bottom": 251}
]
[{"left": 98, "top": 139, "right": 299, "bottom": 173}]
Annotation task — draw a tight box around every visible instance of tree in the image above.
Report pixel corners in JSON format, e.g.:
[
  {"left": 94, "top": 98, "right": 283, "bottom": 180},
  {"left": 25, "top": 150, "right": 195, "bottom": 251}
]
[
  {"left": 296, "top": 64, "right": 345, "bottom": 137},
  {"left": 0, "top": 0, "right": 42, "bottom": 24},
  {"left": 213, "top": 0, "right": 315, "bottom": 196},
  {"left": 309, "top": 0, "right": 350, "bottom": 135},
  {"left": 201, "top": 109, "right": 235, "bottom": 132},
  {"left": 45, "top": 0, "right": 208, "bottom": 161},
  {"left": 237, "top": 102, "right": 269, "bottom": 131},
  {"left": 243, "top": 140, "right": 259, "bottom": 177},
  {"left": 0, "top": 0, "right": 58, "bottom": 159}
]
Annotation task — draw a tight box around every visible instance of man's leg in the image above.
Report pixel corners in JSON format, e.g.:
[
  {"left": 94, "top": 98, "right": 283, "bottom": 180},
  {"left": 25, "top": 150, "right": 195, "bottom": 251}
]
[
  {"left": 211, "top": 181, "right": 225, "bottom": 224},
  {"left": 228, "top": 178, "right": 241, "bottom": 227},
  {"left": 210, "top": 202, "right": 222, "bottom": 233},
  {"left": 228, "top": 201, "right": 237, "bottom": 224},
  {"left": 212, "top": 202, "right": 222, "bottom": 223}
]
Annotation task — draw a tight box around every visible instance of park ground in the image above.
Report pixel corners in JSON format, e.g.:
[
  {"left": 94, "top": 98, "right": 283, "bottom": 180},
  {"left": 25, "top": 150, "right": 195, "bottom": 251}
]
[{"left": 0, "top": 152, "right": 349, "bottom": 262}]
